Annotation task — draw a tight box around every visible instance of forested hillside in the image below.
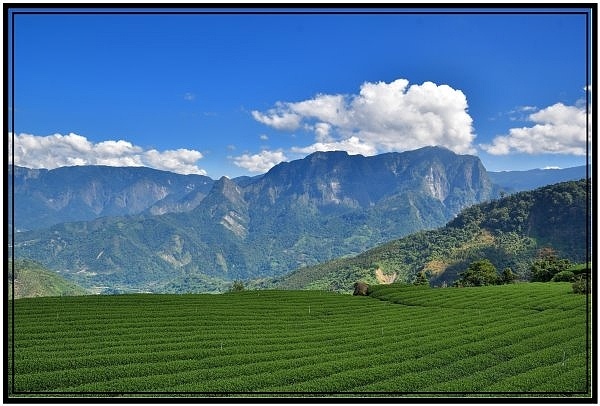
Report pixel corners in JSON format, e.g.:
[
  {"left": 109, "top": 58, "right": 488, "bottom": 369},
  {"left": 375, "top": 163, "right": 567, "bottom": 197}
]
[
  {"left": 8, "top": 259, "right": 88, "bottom": 299},
  {"left": 268, "top": 179, "right": 590, "bottom": 291}
]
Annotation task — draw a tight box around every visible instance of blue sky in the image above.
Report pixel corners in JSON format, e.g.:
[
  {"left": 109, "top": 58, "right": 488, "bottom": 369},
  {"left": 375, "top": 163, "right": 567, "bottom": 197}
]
[{"left": 8, "top": 7, "right": 592, "bottom": 178}]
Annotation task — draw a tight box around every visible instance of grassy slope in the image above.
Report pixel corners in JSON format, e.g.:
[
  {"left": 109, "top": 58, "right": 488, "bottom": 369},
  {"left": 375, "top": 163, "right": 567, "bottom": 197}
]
[
  {"left": 8, "top": 259, "right": 88, "bottom": 299},
  {"left": 8, "top": 283, "right": 590, "bottom": 397}
]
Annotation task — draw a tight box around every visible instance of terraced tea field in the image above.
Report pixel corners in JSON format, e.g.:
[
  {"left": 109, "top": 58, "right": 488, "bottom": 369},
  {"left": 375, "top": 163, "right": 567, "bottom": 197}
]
[{"left": 7, "top": 283, "right": 590, "bottom": 397}]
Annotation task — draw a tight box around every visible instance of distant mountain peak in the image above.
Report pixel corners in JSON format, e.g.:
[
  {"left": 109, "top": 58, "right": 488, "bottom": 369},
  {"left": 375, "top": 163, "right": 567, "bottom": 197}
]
[
  {"left": 9, "top": 165, "right": 215, "bottom": 230},
  {"left": 415, "top": 145, "right": 452, "bottom": 152},
  {"left": 212, "top": 175, "right": 244, "bottom": 199},
  {"left": 199, "top": 174, "right": 248, "bottom": 216},
  {"left": 307, "top": 150, "right": 352, "bottom": 159}
]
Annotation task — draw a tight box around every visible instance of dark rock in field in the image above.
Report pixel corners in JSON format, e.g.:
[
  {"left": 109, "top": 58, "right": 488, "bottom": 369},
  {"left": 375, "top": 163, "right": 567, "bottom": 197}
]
[{"left": 353, "top": 281, "right": 369, "bottom": 296}]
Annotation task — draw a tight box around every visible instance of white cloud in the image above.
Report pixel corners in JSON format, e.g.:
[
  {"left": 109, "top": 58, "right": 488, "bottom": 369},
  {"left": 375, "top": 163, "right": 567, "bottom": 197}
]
[
  {"left": 481, "top": 103, "right": 589, "bottom": 156},
  {"left": 143, "top": 148, "right": 205, "bottom": 175},
  {"left": 259, "top": 134, "right": 269, "bottom": 141},
  {"left": 251, "top": 107, "right": 302, "bottom": 131},
  {"left": 288, "top": 94, "right": 349, "bottom": 127},
  {"left": 184, "top": 92, "right": 196, "bottom": 101},
  {"left": 251, "top": 78, "right": 476, "bottom": 156},
  {"left": 8, "top": 132, "right": 207, "bottom": 175},
  {"left": 232, "top": 150, "right": 288, "bottom": 173},
  {"left": 520, "top": 105, "right": 537, "bottom": 112},
  {"left": 506, "top": 105, "right": 539, "bottom": 122},
  {"left": 313, "top": 122, "right": 332, "bottom": 142},
  {"left": 291, "top": 136, "right": 377, "bottom": 156}
]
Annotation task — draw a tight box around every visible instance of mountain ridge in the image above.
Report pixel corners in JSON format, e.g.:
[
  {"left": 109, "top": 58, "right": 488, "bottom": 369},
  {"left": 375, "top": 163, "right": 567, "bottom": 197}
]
[
  {"left": 13, "top": 147, "right": 498, "bottom": 293},
  {"left": 10, "top": 148, "right": 589, "bottom": 294},
  {"left": 488, "top": 165, "right": 588, "bottom": 193},
  {"left": 9, "top": 152, "right": 586, "bottom": 231},
  {"left": 8, "top": 164, "right": 214, "bottom": 231}
]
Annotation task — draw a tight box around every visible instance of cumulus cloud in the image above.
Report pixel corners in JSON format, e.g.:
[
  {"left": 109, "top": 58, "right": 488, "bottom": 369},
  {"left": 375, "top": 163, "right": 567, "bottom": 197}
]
[
  {"left": 232, "top": 150, "right": 288, "bottom": 173},
  {"left": 251, "top": 107, "right": 302, "bottom": 131},
  {"left": 481, "top": 103, "right": 589, "bottom": 156},
  {"left": 313, "top": 122, "right": 332, "bottom": 142},
  {"left": 8, "top": 132, "right": 207, "bottom": 175},
  {"left": 251, "top": 78, "right": 476, "bottom": 156},
  {"left": 290, "top": 136, "right": 377, "bottom": 156}
]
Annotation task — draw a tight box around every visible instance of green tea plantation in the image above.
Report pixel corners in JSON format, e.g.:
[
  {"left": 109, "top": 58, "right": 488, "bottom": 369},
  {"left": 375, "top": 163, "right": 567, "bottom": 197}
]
[{"left": 7, "top": 282, "right": 591, "bottom": 398}]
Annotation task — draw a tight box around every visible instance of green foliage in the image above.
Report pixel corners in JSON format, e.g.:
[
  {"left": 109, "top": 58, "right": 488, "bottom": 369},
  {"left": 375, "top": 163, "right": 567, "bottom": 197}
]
[
  {"left": 551, "top": 271, "right": 575, "bottom": 282},
  {"left": 228, "top": 280, "right": 245, "bottom": 292},
  {"left": 568, "top": 262, "right": 592, "bottom": 276},
  {"left": 530, "top": 248, "right": 571, "bottom": 282},
  {"left": 7, "top": 259, "right": 88, "bottom": 299},
  {"left": 572, "top": 275, "right": 590, "bottom": 294},
  {"left": 272, "top": 180, "right": 588, "bottom": 290},
  {"left": 501, "top": 267, "right": 517, "bottom": 284},
  {"left": 456, "top": 259, "right": 499, "bottom": 287},
  {"left": 161, "top": 272, "right": 229, "bottom": 294},
  {"left": 8, "top": 283, "right": 589, "bottom": 395},
  {"left": 413, "top": 271, "right": 430, "bottom": 286}
]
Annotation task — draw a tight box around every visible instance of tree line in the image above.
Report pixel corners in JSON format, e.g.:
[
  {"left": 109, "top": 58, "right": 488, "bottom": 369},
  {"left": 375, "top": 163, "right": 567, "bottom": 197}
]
[{"left": 427, "top": 247, "right": 590, "bottom": 294}]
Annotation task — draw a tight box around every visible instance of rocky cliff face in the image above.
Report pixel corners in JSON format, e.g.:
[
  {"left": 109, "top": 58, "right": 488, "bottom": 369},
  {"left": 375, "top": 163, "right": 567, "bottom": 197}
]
[
  {"left": 8, "top": 165, "right": 214, "bottom": 230},
  {"left": 247, "top": 146, "right": 493, "bottom": 216},
  {"left": 198, "top": 176, "right": 250, "bottom": 239}
]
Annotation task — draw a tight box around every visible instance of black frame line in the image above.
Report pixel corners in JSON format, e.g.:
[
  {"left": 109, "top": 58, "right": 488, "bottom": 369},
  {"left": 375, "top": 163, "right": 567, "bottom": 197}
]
[{"left": 4, "top": 3, "right": 597, "bottom": 402}]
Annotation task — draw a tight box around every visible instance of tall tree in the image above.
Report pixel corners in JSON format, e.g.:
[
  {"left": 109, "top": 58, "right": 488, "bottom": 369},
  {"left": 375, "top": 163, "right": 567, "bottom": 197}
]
[
  {"left": 413, "top": 270, "right": 430, "bottom": 286},
  {"left": 458, "top": 259, "right": 499, "bottom": 287},
  {"left": 530, "top": 248, "right": 571, "bottom": 282}
]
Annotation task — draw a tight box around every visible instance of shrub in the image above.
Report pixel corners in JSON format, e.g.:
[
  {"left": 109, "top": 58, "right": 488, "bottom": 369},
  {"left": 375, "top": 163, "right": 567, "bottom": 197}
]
[
  {"left": 501, "top": 268, "right": 517, "bottom": 284},
  {"left": 530, "top": 248, "right": 571, "bottom": 282},
  {"left": 458, "top": 259, "right": 499, "bottom": 287},
  {"left": 551, "top": 270, "right": 575, "bottom": 282},
  {"left": 228, "top": 280, "right": 245, "bottom": 292},
  {"left": 413, "top": 271, "right": 430, "bottom": 286},
  {"left": 568, "top": 263, "right": 591, "bottom": 276},
  {"left": 572, "top": 275, "right": 590, "bottom": 294}
]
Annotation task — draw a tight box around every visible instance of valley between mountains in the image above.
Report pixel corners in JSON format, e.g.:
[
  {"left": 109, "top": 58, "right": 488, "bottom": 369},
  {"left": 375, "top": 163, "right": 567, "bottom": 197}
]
[{"left": 9, "top": 146, "right": 589, "bottom": 295}]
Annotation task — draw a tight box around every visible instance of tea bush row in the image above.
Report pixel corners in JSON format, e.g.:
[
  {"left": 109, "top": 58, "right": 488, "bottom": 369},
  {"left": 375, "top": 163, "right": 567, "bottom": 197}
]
[{"left": 9, "top": 283, "right": 588, "bottom": 394}]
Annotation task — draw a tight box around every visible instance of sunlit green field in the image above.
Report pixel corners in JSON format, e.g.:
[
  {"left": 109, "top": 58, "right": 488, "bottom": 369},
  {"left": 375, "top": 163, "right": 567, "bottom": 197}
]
[{"left": 7, "top": 283, "right": 590, "bottom": 397}]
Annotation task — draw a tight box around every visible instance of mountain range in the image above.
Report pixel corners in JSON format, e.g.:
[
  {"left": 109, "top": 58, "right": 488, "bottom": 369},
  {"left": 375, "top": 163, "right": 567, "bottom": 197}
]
[
  {"left": 9, "top": 147, "right": 589, "bottom": 294},
  {"left": 488, "top": 165, "right": 588, "bottom": 193},
  {"left": 9, "top": 154, "right": 586, "bottom": 232},
  {"left": 8, "top": 165, "right": 214, "bottom": 231}
]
